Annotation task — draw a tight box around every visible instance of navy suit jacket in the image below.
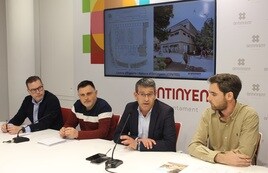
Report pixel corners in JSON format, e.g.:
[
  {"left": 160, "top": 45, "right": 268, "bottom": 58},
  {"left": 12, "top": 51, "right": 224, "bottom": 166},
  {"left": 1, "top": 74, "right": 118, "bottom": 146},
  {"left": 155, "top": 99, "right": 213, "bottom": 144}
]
[
  {"left": 9, "top": 90, "right": 63, "bottom": 132},
  {"left": 114, "top": 99, "right": 176, "bottom": 151}
]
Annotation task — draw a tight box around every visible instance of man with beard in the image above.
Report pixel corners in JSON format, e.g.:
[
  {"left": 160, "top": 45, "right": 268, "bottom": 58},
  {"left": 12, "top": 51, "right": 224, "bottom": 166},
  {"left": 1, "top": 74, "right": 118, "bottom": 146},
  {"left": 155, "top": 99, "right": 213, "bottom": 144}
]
[
  {"left": 59, "top": 80, "right": 113, "bottom": 140},
  {"left": 188, "top": 73, "right": 259, "bottom": 167}
]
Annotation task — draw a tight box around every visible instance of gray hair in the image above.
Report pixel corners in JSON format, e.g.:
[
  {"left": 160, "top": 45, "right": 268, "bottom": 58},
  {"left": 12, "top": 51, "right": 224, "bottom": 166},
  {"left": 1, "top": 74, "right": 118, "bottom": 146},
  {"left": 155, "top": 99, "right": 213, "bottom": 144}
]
[{"left": 135, "top": 78, "right": 156, "bottom": 92}]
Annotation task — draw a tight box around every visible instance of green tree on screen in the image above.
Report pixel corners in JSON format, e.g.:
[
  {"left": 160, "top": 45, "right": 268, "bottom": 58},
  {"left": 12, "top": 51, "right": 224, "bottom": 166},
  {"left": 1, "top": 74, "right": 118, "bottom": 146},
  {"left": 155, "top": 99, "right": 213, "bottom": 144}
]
[
  {"left": 194, "top": 18, "right": 214, "bottom": 53},
  {"left": 154, "top": 5, "right": 174, "bottom": 42}
]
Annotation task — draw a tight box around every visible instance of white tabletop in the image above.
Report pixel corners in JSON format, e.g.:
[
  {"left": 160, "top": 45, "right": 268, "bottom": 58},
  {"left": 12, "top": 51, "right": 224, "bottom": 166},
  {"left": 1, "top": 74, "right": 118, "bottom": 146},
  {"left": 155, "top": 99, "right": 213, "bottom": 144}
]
[{"left": 0, "top": 125, "right": 267, "bottom": 173}]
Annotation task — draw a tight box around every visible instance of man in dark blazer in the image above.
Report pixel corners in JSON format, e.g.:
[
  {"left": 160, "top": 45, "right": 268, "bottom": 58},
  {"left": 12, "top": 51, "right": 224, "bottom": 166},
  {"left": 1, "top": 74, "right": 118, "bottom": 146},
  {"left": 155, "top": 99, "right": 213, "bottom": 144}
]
[
  {"left": 1, "top": 76, "right": 63, "bottom": 134},
  {"left": 113, "top": 78, "right": 176, "bottom": 151}
]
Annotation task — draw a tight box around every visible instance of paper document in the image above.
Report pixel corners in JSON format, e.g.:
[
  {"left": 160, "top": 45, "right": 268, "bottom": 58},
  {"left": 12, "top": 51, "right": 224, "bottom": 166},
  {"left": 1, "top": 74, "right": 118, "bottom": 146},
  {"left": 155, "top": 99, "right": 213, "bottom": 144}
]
[{"left": 37, "top": 137, "right": 66, "bottom": 146}]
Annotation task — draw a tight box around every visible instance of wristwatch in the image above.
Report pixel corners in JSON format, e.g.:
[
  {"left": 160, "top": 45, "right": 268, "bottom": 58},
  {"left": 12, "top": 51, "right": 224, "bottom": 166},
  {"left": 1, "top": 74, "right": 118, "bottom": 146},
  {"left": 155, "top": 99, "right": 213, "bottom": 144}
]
[{"left": 21, "top": 127, "right": 26, "bottom": 133}]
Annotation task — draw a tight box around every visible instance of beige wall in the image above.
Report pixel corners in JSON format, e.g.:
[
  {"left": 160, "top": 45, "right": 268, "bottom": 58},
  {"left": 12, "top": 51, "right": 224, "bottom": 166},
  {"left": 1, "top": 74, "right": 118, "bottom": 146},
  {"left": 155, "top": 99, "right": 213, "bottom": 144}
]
[{"left": 0, "top": 0, "right": 9, "bottom": 121}]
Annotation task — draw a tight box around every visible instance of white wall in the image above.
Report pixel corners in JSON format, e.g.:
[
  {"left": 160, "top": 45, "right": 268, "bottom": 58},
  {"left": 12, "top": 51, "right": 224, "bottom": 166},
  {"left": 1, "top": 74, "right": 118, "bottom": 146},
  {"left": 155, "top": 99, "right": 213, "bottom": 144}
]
[
  {"left": 37, "top": 0, "right": 75, "bottom": 107},
  {"left": 0, "top": 0, "right": 8, "bottom": 121},
  {"left": 3, "top": 0, "right": 268, "bottom": 167},
  {"left": 6, "top": 0, "right": 36, "bottom": 117}
]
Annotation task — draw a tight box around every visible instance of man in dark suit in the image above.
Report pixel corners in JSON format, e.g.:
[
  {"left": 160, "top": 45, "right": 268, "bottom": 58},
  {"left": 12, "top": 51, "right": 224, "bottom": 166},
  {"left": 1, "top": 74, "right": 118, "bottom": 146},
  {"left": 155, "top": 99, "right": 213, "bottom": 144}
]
[
  {"left": 113, "top": 78, "right": 176, "bottom": 151},
  {"left": 1, "top": 76, "right": 63, "bottom": 134}
]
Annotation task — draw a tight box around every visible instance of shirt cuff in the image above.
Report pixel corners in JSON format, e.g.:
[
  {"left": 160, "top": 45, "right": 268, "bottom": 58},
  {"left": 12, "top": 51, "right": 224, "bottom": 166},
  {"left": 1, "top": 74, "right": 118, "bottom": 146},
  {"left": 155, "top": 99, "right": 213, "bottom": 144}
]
[
  {"left": 209, "top": 150, "right": 221, "bottom": 163},
  {"left": 135, "top": 137, "right": 140, "bottom": 151},
  {"left": 24, "top": 126, "right": 31, "bottom": 133}
]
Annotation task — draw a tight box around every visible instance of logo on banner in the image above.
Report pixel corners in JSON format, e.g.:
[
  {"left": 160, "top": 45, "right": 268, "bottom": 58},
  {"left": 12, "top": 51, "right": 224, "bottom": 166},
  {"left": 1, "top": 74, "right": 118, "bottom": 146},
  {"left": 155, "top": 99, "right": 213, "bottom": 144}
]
[
  {"left": 252, "top": 84, "right": 260, "bottom": 91},
  {"left": 252, "top": 35, "right": 259, "bottom": 42},
  {"left": 246, "top": 35, "right": 266, "bottom": 48},
  {"left": 238, "top": 58, "right": 245, "bottom": 65},
  {"left": 233, "top": 12, "right": 252, "bottom": 25},
  {"left": 247, "top": 84, "right": 266, "bottom": 97},
  {"left": 157, "top": 87, "right": 208, "bottom": 102},
  {"left": 157, "top": 87, "right": 209, "bottom": 113},
  {"left": 232, "top": 58, "right": 251, "bottom": 71}
]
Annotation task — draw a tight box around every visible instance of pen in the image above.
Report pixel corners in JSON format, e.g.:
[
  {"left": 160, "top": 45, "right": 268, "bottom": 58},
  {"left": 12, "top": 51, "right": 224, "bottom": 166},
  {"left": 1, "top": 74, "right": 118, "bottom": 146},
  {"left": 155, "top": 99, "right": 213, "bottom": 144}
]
[{"left": 6, "top": 120, "right": 8, "bottom": 132}]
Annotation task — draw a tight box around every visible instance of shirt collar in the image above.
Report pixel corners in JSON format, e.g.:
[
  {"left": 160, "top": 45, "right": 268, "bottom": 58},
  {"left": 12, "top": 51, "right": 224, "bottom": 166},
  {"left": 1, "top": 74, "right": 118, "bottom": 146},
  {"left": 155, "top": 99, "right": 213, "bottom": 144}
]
[
  {"left": 137, "top": 107, "right": 152, "bottom": 118},
  {"left": 32, "top": 98, "right": 43, "bottom": 105},
  {"left": 217, "top": 102, "right": 240, "bottom": 123}
]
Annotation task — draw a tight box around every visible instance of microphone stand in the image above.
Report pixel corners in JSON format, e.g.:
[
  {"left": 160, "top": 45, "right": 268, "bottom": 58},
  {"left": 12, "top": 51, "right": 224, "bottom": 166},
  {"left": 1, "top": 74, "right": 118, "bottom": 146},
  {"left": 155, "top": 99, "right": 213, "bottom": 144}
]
[
  {"left": 13, "top": 127, "right": 29, "bottom": 143},
  {"left": 105, "top": 112, "right": 131, "bottom": 169},
  {"left": 10, "top": 112, "right": 55, "bottom": 143}
]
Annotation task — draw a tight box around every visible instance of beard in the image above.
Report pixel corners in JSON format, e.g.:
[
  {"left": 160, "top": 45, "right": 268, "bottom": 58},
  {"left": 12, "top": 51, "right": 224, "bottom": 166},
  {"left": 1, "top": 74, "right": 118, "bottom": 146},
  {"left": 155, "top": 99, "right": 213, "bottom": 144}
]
[{"left": 210, "top": 99, "right": 227, "bottom": 111}]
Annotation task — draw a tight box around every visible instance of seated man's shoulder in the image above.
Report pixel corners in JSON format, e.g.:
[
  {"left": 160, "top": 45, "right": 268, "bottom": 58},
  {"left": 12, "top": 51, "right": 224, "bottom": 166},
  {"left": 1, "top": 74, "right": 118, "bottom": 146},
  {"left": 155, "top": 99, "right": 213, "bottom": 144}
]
[
  {"left": 125, "top": 101, "right": 138, "bottom": 109},
  {"left": 239, "top": 103, "right": 258, "bottom": 118},
  {"left": 24, "top": 94, "right": 33, "bottom": 101},
  {"left": 96, "top": 98, "right": 112, "bottom": 109},
  {"left": 97, "top": 97, "right": 110, "bottom": 104},
  {"left": 240, "top": 103, "right": 256, "bottom": 111},
  {"left": 156, "top": 99, "right": 173, "bottom": 110},
  {"left": 45, "top": 90, "right": 59, "bottom": 100}
]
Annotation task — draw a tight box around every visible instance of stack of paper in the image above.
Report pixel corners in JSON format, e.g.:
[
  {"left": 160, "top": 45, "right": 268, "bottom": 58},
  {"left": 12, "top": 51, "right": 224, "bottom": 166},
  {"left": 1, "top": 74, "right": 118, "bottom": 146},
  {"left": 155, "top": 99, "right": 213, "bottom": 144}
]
[{"left": 37, "top": 137, "right": 66, "bottom": 146}]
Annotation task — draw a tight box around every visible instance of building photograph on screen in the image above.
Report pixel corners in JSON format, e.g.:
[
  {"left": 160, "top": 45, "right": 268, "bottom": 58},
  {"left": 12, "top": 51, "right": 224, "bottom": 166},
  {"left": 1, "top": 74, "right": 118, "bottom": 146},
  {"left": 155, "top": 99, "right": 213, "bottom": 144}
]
[{"left": 104, "top": 0, "right": 216, "bottom": 80}]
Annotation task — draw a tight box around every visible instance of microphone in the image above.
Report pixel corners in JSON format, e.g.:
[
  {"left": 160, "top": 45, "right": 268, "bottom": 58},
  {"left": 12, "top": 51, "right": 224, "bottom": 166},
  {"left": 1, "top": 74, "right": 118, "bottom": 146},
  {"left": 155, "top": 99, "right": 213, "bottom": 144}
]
[
  {"left": 105, "top": 112, "right": 131, "bottom": 170},
  {"left": 12, "top": 111, "right": 55, "bottom": 143},
  {"left": 12, "top": 127, "right": 30, "bottom": 143}
]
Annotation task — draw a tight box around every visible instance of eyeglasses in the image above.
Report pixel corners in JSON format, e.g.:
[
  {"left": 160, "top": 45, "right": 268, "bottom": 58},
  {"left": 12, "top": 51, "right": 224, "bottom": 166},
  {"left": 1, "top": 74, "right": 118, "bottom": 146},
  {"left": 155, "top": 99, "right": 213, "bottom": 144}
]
[
  {"left": 137, "top": 92, "right": 155, "bottom": 98},
  {"left": 29, "top": 85, "right": 44, "bottom": 94}
]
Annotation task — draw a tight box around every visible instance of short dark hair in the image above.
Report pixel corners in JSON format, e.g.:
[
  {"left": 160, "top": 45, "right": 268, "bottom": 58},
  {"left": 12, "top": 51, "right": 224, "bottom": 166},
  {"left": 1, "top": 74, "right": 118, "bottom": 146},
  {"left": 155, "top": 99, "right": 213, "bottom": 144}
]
[
  {"left": 208, "top": 73, "right": 242, "bottom": 100},
  {"left": 26, "top": 76, "right": 42, "bottom": 87},
  {"left": 77, "top": 80, "right": 95, "bottom": 90},
  {"left": 135, "top": 78, "right": 156, "bottom": 93}
]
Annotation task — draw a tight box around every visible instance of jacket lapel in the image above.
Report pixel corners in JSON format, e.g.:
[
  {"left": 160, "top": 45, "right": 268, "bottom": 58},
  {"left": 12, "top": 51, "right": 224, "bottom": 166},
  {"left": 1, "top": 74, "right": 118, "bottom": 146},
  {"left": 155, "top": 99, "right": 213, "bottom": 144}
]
[{"left": 148, "top": 100, "right": 159, "bottom": 137}]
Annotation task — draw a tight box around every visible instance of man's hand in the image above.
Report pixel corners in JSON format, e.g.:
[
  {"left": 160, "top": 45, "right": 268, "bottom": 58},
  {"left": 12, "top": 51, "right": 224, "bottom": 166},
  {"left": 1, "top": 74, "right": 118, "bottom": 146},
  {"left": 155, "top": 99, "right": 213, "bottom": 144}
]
[
  {"left": 59, "top": 127, "right": 78, "bottom": 139},
  {"left": 215, "top": 151, "right": 252, "bottom": 167},
  {"left": 120, "top": 135, "right": 157, "bottom": 150},
  {"left": 1, "top": 123, "right": 8, "bottom": 133},
  {"left": 138, "top": 138, "right": 156, "bottom": 149},
  {"left": 5, "top": 124, "right": 22, "bottom": 135},
  {"left": 59, "top": 127, "right": 66, "bottom": 138},
  {"left": 120, "top": 135, "right": 137, "bottom": 150}
]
